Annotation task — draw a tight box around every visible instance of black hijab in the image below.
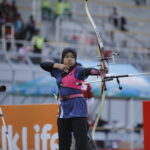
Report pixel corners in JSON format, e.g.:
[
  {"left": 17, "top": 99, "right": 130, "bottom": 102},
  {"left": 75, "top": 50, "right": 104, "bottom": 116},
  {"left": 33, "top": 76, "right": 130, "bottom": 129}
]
[{"left": 61, "top": 47, "right": 77, "bottom": 64}]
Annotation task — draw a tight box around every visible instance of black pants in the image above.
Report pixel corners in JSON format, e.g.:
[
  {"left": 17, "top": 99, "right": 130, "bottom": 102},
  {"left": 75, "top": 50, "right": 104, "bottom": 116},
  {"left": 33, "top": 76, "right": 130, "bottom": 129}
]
[{"left": 57, "top": 117, "right": 89, "bottom": 150}]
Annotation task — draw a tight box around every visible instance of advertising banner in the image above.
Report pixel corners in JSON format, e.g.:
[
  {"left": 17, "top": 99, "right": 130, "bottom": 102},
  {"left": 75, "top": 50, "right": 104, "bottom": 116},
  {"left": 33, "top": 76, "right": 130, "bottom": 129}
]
[
  {"left": 0, "top": 104, "right": 59, "bottom": 150},
  {"left": 143, "top": 101, "right": 150, "bottom": 150}
]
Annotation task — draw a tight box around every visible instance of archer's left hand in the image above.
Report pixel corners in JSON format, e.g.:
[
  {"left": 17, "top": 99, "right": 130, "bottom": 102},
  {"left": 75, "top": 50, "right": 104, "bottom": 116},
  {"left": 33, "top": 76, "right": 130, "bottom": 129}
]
[{"left": 100, "top": 67, "right": 108, "bottom": 77}]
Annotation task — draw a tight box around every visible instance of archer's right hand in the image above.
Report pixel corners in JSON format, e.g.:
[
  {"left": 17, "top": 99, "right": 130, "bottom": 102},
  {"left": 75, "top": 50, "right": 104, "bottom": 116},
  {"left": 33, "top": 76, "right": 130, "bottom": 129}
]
[{"left": 53, "top": 63, "right": 70, "bottom": 73}]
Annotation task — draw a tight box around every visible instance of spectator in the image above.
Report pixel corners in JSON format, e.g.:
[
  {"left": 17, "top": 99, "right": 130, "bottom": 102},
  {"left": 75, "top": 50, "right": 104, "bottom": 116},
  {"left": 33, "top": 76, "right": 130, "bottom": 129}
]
[
  {"left": 18, "top": 44, "right": 30, "bottom": 62},
  {"left": 133, "top": 0, "right": 146, "bottom": 6},
  {"left": 109, "top": 7, "right": 128, "bottom": 31},
  {"left": 0, "top": 13, "right": 6, "bottom": 24},
  {"left": 3, "top": 23, "right": 13, "bottom": 51},
  {"left": 31, "top": 29, "right": 44, "bottom": 64},
  {"left": 0, "top": 0, "right": 25, "bottom": 51},
  {"left": 14, "top": 13, "right": 24, "bottom": 40},
  {"left": 53, "top": 0, "right": 72, "bottom": 19},
  {"left": 0, "top": 0, "right": 18, "bottom": 27},
  {"left": 63, "top": 0, "right": 72, "bottom": 18},
  {"left": 0, "top": 13, "right": 6, "bottom": 37},
  {"left": 24, "top": 15, "right": 36, "bottom": 40},
  {"left": 109, "top": 7, "right": 119, "bottom": 29},
  {"left": 5, "top": 12, "right": 14, "bottom": 23},
  {"left": 0, "top": 0, "right": 10, "bottom": 15},
  {"left": 9, "top": 0, "right": 18, "bottom": 18},
  {"left": 41, "top": 0, "right": 52, "bottom": 21},
  {"left": 53, "top": 0, "right": 64, "bottom": 19},
  {"left": 120, "top": 16, "right": 127, "bottom": 31}
]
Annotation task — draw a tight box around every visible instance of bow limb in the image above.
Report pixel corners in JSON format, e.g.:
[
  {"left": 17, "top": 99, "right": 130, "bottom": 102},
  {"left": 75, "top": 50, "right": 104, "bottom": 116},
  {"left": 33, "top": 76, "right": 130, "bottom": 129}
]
[{"left": 84, "top": 0, "right": 107, "bottom": 138}]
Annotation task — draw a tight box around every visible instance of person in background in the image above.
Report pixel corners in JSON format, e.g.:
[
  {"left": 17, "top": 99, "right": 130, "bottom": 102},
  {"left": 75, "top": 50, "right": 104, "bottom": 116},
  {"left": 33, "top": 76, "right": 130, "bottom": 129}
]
[
  {"left": 0, "top": 0, "right": 10, "bottom": 15},
  {"left": 53, "top": 0, "right": 72, "bottom": 19},
  {"left": 14, "top": 13, "right": 24, "bottom": 40},
  {"left": 24, "top": 15, "right": 36, "bottom": 40},
  {"left": 0, "top": 13, "right": 6, "bottom": 38},
  {"left": 18, "top": 44, "right": 30, "bottom": 62},
  {"left": 133, "top": 0, "right": 146, "bottom": 6},
  {"left": 53, "top": 0, "right": 64, "bottom": 19},
  {"left": 109, "top": 7, "right": 128, "bottom": 31},
  {"left": 63, "top": 0, "right": 72, "bottom": 18},
  {"left": 31, "top": 29, "right": 44, "bottom": 64},
  {"left": 40, "top": 47, "right": 108, "bottom": 150},
  {"left": 41, "top": 0, "right": 52, "bottom": 21},
  {"left": 81, "top": 82, "right": 95, "bottom": 127},
  {"left": 9, "top": 0, "right": 18, "bottom": 18},
  {"left": 109, "top": 7, "right": 119, "bottom": 29}
]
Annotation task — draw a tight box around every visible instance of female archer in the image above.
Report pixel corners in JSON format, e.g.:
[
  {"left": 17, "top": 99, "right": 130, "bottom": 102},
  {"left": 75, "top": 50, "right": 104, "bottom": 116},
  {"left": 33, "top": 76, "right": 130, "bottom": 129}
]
[{"left": 40, "top": 47, "right": 108, "bottom": 150}]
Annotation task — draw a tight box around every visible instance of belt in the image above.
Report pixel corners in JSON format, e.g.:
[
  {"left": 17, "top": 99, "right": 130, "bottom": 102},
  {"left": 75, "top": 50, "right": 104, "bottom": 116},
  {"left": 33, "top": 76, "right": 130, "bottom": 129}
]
[{"left": 60, "top": 94, "right": 84, "bottom": 101}]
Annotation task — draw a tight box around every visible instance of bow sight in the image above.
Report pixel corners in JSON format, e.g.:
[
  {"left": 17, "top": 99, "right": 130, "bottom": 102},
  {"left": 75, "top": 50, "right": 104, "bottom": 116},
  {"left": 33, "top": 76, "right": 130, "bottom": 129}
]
[{"left": 97, "top": 51, "right": 119, "bottom": 64}]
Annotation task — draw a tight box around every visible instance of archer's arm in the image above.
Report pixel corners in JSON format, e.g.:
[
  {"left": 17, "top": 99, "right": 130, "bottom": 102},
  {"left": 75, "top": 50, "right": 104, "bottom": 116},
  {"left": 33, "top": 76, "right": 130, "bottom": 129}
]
[
  {"left": 40, "top": 62, "right": 70, "bottom": 73},
  {"left": 40, "top": 62, "right": 54, "bottom": 72},
  {"left": 82, "top": 67, "right": 108, "bottom": 77}
]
